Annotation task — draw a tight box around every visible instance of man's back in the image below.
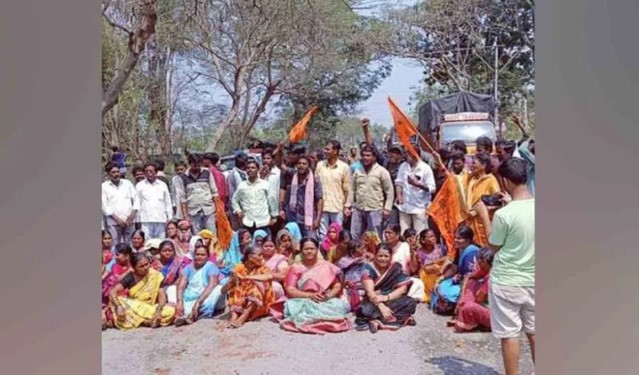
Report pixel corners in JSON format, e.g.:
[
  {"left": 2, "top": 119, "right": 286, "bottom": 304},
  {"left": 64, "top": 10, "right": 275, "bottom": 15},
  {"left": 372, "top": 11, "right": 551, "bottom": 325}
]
[{"left": 489, "top": 198, "right": 535, "bottom": 287}]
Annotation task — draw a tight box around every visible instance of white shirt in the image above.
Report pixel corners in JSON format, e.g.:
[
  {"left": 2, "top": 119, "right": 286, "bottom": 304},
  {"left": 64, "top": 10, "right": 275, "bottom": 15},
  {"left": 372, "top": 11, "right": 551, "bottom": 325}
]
[
  {"left": 395, "top": 160, "right": 436, "bottom": 214},
  {"left": 136, "top": 179, "right": 173, "bottom": 223},
  {"left": 391, "top": 242, "right": 411, "bottom": 274},
  {"left": 231, "top": 178, "right": 278, "bottom": 228},
  {"left": 102, "top": 179, "right": 139, "bottom": 220},
  {"left": 265, "top": 166, "right": 281, "bottom": 203}
]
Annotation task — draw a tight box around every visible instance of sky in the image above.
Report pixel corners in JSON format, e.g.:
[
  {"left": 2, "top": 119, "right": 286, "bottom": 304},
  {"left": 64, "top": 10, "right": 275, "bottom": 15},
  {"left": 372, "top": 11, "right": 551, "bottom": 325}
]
[
  {"left": 358, "top": 58, "right": 423, "bottom": 128},
  {"left": 354, "top": 0, "right": 422, "bottom": 128}
]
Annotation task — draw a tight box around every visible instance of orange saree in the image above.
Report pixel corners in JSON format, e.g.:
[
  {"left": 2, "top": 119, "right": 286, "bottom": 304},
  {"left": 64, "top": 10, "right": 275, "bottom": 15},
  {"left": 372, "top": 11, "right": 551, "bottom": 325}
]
[
  {"left": 228, "top": 264, "right": 276, "bottom": 322},
  {"left": 464, "top": 174, "right": 500, "bottom": 247}
]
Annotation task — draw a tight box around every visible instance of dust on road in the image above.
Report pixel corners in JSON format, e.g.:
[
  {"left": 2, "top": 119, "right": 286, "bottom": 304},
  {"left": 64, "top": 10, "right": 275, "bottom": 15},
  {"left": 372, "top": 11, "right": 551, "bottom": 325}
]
[{"left": 102, "top": 307, "right": 533, "bottom": 375}]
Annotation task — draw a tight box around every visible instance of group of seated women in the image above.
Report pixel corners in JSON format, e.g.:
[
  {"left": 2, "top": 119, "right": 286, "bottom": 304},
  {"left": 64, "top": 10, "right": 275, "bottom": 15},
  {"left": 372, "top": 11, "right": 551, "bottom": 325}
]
[{"left": 101, "top": 218, "right": 493, "bottom": 334}]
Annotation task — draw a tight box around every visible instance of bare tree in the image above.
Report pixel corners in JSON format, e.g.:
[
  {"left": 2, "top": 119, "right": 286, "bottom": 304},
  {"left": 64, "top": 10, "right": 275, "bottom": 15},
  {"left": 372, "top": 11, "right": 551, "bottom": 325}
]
[{"left": 102, "top": 0, "right": 158, "bottom": 117}]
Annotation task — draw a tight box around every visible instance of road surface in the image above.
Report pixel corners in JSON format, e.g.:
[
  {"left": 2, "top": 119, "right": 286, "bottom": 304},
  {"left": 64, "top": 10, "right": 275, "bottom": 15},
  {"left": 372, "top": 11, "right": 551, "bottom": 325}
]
[{"left": 102, "top": 306, "right": 533, "bottom": 374}]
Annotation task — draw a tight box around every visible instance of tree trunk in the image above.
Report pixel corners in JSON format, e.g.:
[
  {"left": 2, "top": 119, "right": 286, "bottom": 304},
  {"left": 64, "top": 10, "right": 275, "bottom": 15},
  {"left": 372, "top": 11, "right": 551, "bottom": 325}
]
[
  {"left": 102, "top": 0, "right": 157, "bottom": 117},
  {"left": 205, "top": 100, "right": 241, "bottom": 152}
]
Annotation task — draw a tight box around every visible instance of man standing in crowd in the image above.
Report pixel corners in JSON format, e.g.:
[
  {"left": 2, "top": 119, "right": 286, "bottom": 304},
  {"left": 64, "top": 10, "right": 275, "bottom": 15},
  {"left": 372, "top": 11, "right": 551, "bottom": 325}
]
[
  {"left": 449, "top": 150, "right": 468, "bottom": 176},
  {"left": 136, "top": 162, "right": 173, "bottom": 239},
  {"left": 102, "top": 162, "right": 139, "bottom": 244},
  {"left": 154, "top": 159, "right": 171, "bottom": 188},
  {"left": 345, "top": 145, "right": 394, "bottom": 240},
  {"left": 316, "top": 140, "right": 351, "bottom": 238},
  {"left": 131, "top": 166, "right": 145, "bottom": 184},
  {"left": 495, "top": 139, "right": 516, "bottom": 164},
  {"left": 260, "top": 148, "right": 281, "bottom": 204},
  {"left": 476, "top": 135, "right": 501, "bottom": 173},
  {"left": 172, "top": 161, "right": 187, "bottom": 219},
  {"left": 518, "top": 138, "right": 535, "bottom": 196},
  {"left": 226, "top": 152, "right": 248, "bottom": 229},
  {"left": 111, "top": 146, "right": 127, "bottom": 177},
  {"left": 203, "top": 152, "right": 228, "bottom": 209},
  {"left": 474, "top": 158, "right": 535, "bottom": 375},
  {"left": 174, "top": 153, "right": 219, "bottom": 233},
  {"left": 277, "top": 144, "right": 306, "bottom": 203},
  {"left": 384, "top": 144, "right": 404, "bottom": 225},
  {"left": 232, "top": 159, "right": 278, "bottom": 235},
  {"left": 395, "top": 146, "right": 436, "bottom": 234},
  {"left": 280, "top": 155, "right": 323, "bottom": 238}
]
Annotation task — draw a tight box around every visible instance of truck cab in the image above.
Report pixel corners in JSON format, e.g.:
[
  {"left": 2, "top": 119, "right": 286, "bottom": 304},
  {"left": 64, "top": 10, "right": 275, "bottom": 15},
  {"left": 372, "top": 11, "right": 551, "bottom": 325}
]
[{"left": 438, "top": 112, "right": 497, "bottom": 155}]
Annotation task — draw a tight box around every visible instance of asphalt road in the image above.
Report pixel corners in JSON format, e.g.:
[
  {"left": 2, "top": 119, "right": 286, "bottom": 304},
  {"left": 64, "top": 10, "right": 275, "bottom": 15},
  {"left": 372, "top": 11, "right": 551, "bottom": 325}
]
[{"left": 102, "top": 306, "right": 534, "bottom": 375}]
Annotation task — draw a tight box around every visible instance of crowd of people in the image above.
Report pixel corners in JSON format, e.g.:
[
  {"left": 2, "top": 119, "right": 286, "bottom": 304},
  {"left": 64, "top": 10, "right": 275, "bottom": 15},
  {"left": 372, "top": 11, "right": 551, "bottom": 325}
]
[{"left": 102, "top": 119, "right": 535, "bottom": 374}]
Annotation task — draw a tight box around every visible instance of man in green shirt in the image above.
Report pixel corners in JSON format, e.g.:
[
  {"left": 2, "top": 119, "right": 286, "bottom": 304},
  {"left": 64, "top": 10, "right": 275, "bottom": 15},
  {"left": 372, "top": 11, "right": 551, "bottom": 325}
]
[{"left": 475, "top": 158, "right": 535, "bottom": 375}]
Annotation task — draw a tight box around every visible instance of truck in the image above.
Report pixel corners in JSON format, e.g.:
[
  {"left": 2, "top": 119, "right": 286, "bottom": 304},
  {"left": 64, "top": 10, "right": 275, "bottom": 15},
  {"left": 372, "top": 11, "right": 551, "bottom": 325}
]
[{"left": 418, "top": 91, "right": 498, "bottom": 155}]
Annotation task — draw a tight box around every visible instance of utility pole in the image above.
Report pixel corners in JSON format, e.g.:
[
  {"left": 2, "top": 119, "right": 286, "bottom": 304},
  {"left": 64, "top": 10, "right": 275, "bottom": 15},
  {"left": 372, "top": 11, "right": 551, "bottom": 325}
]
[{"left": 493, "top": 41, "right": 500, "bottom": 137}]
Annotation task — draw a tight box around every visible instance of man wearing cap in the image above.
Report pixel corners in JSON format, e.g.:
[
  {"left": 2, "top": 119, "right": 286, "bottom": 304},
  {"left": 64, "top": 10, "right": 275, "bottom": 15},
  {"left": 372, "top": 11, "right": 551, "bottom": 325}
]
[{"left": 395, "top": 146, "right": 436, "bottom": 233}]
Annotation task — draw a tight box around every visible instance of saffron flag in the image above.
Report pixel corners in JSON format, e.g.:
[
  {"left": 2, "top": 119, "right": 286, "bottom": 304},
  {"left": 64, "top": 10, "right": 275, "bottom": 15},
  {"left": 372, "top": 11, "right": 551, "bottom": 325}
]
[
  {"left": 215, "top": 197, "right": 233, "bottom": 250},
  {"left": 388, "top": 97, "right": 420, "bottom": 159},
  {"left": 289, "top": 106, "right": 319, "bottom": 143},
  {"left": 427, "top": 174, "right": 468, "bottom": 262}
]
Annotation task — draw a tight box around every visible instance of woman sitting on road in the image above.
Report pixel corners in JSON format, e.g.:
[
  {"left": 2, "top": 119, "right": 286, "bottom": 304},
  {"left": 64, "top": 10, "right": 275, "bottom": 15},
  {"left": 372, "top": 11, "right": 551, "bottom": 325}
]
[
  {"left": 106, "top": 253, "right": 176, "bottom": 330},
  {"left": 102, "top": 230, "right": 114, "bottom": 274},
  {"left": 130, "top": 230, "right": 146, "bottom": 253},
  {"left": 223, "top": 245, "right": 276, "bottom": 328},
  {"left": 276, "top": 228, "right": 299, "bottom": 260},
  {"left": 355, "top": 243, "right": 417, "bottom": 332},
  {"left": 415, "top": 229, "right": 448, "bottom": 304},
  {"left": 270, "top": 237, "right": 351, "bottom": 334},
  {"left": 448, "top": 247, "right": 493, "bottom": 333},
  {"left": 198, "top": 229, "right": 223, "bottom": 261},
  {"left": 383, "top": 224, "right": 425, "bottom": 301},
  {"left": 320, "top": 223, "right": 342, "bottom": 261},
  {"left": 102, "top": 243, "right": 133, "bottom": 329},
  {"left": 358, "top": 231, "right": 381, "bottom": 259},
  {"left": 157, "top": 240, "right": 191, "bottom": 304},
  {"left": 218, "top": 229, "right": 252, "bottom": 279},
  {"left": 431, "top": 224, "right": 480, "bottom": 315},
  {"left": 175, "top": 220, "right": 193, "bottom": 256},
  {"left": 336, "top": 237, "right": 372, "bottom": 312},
  {"left": 174, "top": 243, "right": 225, "bottom": 326},
  {"left": 252, "top": 229, "right": 269, "bottom": 248},
  {"left": 262, "top": 235, "right": 289, "bottom": 300}
]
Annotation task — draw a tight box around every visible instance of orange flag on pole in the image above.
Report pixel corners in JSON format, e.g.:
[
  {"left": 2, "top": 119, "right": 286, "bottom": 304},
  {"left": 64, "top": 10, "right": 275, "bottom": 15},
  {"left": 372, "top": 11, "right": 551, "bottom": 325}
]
[
  {"left": 427, "top": 174, "right": 468, "bottom": 262},
  {"left": 388, "top": 97, "right": 420, "bottom": 159},
  {"left": 289, "top": 106, "right": 319, "bottom": 143}
]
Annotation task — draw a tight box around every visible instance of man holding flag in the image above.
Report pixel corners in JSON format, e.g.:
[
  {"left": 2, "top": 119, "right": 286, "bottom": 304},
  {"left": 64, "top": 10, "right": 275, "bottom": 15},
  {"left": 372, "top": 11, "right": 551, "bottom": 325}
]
[{"left": 395, "top": 142, "right": 437, "bottom": 233}]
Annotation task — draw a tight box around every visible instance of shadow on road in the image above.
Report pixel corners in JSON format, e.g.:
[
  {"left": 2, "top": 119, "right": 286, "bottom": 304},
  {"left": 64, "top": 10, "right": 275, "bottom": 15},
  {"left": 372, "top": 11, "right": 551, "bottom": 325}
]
[{"left": 425, "top": 356, "right": 501, "bottom": 375}]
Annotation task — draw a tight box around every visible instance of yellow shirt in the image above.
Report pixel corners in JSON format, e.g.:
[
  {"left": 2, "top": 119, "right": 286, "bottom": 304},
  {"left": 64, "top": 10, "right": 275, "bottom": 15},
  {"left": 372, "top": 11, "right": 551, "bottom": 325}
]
[{"left": 316, "top": 159, "right": 351, "bottom": 213}]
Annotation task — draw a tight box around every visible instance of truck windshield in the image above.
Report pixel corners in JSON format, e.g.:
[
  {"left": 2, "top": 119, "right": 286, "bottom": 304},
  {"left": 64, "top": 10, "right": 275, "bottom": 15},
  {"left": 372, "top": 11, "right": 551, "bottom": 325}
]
[{"left": 441, "top": 121, "right": 496, "bottom": 143}]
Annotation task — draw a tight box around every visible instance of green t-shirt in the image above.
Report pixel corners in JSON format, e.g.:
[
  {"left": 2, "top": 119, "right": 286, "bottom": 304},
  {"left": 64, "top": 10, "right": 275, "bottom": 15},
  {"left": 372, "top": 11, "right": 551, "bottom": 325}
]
[{"left": 488, "top": 199, "right": 535, "bottom": 287}]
